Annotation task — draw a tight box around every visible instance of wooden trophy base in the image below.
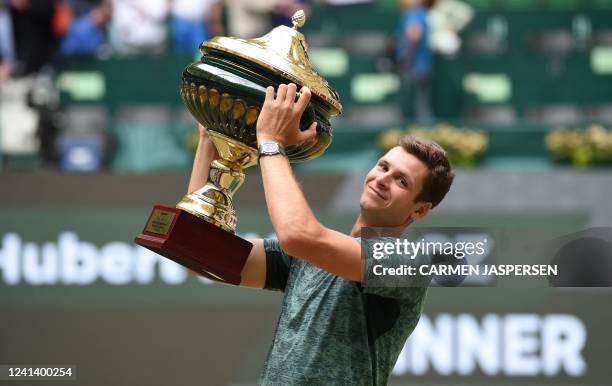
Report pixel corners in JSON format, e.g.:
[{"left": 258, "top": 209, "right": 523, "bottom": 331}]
[{"left": 134, "top": 205, "right": 253, "bottom": 285}]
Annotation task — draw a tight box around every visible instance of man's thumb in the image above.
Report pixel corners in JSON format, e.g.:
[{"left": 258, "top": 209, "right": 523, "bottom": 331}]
[{"left": 299, "top": 121, "right": 317, "bottom": 143}]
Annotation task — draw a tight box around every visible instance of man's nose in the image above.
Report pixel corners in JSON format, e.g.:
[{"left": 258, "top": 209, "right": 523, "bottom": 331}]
[{"left": 376, "top": 172, "right": 391, "bottom": 188}]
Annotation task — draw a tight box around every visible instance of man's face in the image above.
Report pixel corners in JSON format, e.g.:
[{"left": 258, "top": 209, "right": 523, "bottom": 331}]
[
  {"left": 359, "top": 146, "right": 431, "bottom": 227},
  {"left": 402, "top": 0, "right": 421, "bottom": 9}
]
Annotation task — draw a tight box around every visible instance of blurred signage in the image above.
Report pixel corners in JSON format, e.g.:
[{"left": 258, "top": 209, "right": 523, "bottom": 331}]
[
  {"left": 0, "top": 232, "right": 195, "bottom": 286},
  {"left": 394, "top": 313, "right": 586, "bottom": 377}
]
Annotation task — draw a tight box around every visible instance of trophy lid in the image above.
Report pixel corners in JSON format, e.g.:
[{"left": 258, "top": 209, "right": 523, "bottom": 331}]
[{"left": 201, "top": 10, "right": 342, "bottom": 115}]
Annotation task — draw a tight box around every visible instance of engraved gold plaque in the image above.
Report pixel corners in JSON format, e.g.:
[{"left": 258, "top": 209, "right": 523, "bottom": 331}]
[{"left": 144, "top": 209, "right": 177, "bottom": 236}]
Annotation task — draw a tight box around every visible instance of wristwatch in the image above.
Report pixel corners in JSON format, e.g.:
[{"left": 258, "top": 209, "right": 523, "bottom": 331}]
[{"left": 258, "top": 142, "right": 286, "bottom": 160}]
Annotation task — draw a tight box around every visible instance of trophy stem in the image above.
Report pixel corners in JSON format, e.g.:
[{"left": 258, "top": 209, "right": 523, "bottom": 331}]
[
  {"left": 209, "top": 159, "right": 244, "bottom": 197},
  {"left": 176, "top": 132, "right": 258, "bottom": 233}
]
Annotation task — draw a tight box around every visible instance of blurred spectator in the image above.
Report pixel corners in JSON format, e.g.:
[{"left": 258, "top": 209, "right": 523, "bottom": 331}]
[
  {"left": 396, "top": 0, "right": 434, "bottom": 123},
  {"left": 59, "top": 0, "right": 112, "bottom": 57},
  {"left": 226, "top": 0, "right": 308, "bottom": 39},
  {"left": 109, "top": 0, "right": 167, "bottom": 55},
  {"left": 271, "top": 0, "right": 309, "bottom": 29},
  {"left": 169, "top": 0, "right": 223, "bottom": 55},
  {"left": 0, "top": 1, "right": 16, "bottom": 80},
  {"left": 226, "top": 0, "right": 277, "bottom": 39},
  {"left": 29, "top": 71, "right": 62, "bottom": 167},
  {"left": 0, "top": 0, "right": 60, "bottom": 168},
  {"left": 7, "top": 0, "right": 58, "bottom": 76}
]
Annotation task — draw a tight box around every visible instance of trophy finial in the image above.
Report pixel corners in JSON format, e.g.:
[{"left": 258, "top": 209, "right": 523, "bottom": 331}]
[
  {"left": 292, "top": 10, "right": 306, "bottom": 29},
  {"left": 201, "top": 5, "right": 341, "bottom": 115}
]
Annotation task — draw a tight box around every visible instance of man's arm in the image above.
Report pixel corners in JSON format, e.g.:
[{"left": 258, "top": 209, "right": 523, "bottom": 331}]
[
  {"left": 239, "top": 239, "right": 266, "bottom": 288},
  {"left": 398, "top": 13, "right": 423, "bottom": 72},
  {"left": 406, "top": 22, "right": 422, "bottom": 43},
  {"left": 187, "top": 124, "right": 269, "bottom": 288},
  {"left": 187, "top": 124, "right": 218, "bottom": 193},
  {"left": 256, "top": 84, "right": 362, "bottom": 282}
]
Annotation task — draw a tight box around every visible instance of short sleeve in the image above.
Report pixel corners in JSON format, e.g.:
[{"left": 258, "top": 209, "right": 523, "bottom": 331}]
[
  {"left": 360, "top": 237, "right": 432, "bottom": 299},
  {"left": 404, "top": 8, "right": 426, "bottom": 26},
  {"left": 362, "top": 281, "right": 428, "bottom": 300},
  {"left": 263, "top": 238, "right": 294, "bottom": 292}
]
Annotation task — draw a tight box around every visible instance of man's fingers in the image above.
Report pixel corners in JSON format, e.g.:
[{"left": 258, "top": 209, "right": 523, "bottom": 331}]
[
  {"left": 295, "top": 86, "right": 311, "bottom": 113},
  {"left": 276, "top": 84, "right": 288, "bottom": 104},
  {"left": 264, "top": 86, "right": 274, "bottom": 104},
  {"left": 285, "top": 83, "right": 297, "bottom": 105},
  {"left": 298, "top": 121, "right": 317, "bottom": 144}
]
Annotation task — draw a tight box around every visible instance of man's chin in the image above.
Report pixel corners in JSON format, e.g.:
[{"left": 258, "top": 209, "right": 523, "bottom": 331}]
[
  {"left": 359, "top": 201, "right": 381, "bottom": 214},
  {"left": 360, "top": 208, "right": 389, "bottom": 224},
  {"left": 361, "top": 198, "right": 389, "bottom": 212}
]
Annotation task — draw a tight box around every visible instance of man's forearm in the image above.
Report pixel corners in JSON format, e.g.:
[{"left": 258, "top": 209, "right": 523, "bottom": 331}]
[
  {"left": 259, "top": 154, "right": 362, "bottom": 280},
  {"left": 254, "top": 84, "right": 363, "bottom": 280},
  {"left": 259, "top": 154, "right": 320, "bottom": 249},
  {"left": 256, "top": 83, "right": 321, "bottom": 254},
  {"left": 187, "top": 135, "right": 217, "bottom": 193}
]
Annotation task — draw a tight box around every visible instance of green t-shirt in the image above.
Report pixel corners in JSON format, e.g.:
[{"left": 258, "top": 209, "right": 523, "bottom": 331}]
[{"left": 259, "top": 238, "right": 428, "bottom": 386}]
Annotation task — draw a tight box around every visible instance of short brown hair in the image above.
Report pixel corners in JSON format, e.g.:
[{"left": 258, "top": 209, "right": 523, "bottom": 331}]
[{"left": 398, "top": 135, "right": 454, "bottom": 208}]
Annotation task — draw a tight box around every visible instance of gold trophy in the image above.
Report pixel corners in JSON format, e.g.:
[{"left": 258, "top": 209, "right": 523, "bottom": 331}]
[{"left": 135, "top": 10, "right": 342, "bottom": 284}]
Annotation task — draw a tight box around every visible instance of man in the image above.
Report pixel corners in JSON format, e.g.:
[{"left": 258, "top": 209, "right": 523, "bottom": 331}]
[
  {"left": 188, "top": 83, "right": 455, "bottom": 385},
  {"left": 59, "top": 0, "right": 112, "bottom": 57},
  {"left": 396, "top": 0, "right": 434, "bottom": 123},
  {"left": 110, "top": 0, "right": 167, "bottom": 54},
  {"left": 169, "top": 0, "right": 224, "bottom": 55}
]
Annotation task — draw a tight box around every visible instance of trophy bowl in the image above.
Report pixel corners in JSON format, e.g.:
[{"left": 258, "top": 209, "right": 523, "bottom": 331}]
[
  {"left": 176, "top": 10, "right": 342, "bottom": 234},
  {"left": 135, "top": 10, "right": 341, "bottom": 284}
]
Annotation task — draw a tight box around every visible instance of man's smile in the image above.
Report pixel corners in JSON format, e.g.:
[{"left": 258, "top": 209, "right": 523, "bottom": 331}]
[{"left": 368, "top": 185, "right": 386, "bottom": 200}]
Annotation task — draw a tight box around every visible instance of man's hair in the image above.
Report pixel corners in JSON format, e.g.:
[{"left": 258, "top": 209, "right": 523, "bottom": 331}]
[{"left": 398, "top": 135, "right": 455, "bottom": 208}]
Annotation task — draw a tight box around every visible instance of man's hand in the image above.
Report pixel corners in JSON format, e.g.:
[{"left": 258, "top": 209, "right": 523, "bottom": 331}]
[
  {"left": 198, "top": 122, "right": 211, "bottom": 139},
  {"left": 256, "top": 83, "right": 317, "bottom": 147},
  {"left": 187, "top": 123, "right": 219, "bottom": 193},
  {"left": 198, "top": 123, "right": 219, "bottom": 160}
]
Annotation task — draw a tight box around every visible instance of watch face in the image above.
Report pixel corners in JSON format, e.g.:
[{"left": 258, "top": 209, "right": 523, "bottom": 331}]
[{"left": 262, "top": 142, "right": 279, "bottom": 154}]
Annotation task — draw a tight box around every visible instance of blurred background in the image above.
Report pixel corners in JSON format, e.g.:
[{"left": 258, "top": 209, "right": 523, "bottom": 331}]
[{"left": 1, "top": 0, "right": 611, "bottom": 385}]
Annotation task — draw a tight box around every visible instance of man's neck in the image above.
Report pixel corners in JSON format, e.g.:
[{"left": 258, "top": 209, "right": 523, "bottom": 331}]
[
  {"left": 350, "top": 215, "right": 367, "bottom": 237},
  {"left": 350, "top": 213, "right": 411, "bottom": 238}
]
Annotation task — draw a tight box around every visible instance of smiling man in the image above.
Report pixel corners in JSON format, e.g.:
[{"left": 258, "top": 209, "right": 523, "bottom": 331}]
[{"left": 188, "top": 83, "right": 455, "bottom": 385}]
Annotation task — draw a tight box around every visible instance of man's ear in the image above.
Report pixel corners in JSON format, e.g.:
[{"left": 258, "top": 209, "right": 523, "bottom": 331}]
[
  {"left": 397, "top": 202, "right": 432, "bottom": 227},
  {"left": 403, "top": 202, "right": 432, "bottom": 225}
]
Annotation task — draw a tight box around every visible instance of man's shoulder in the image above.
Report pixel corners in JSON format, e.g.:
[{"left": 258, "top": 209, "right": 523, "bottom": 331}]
[{"left": 403, "top": 6, "right": 427, "bottom": 22}]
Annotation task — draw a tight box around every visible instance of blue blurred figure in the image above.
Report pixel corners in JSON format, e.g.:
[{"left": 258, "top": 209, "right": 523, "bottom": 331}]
[
  {"left": 170, "top": 0, "right": 223, "bottom": 55},
  {"left": 59, "top": 0, "right": 111, "bottom": 57},
  {"left": 396, "top": 0, "right": 434, "bottom": 123}
]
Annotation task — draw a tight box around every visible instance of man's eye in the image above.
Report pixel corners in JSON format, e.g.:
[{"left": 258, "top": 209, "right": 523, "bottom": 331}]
[
  {"left": 399, "top": 178, "right": 407, "bottom": 187},
  {"left": 379, "top": 164, "right": 388, "bottom": 171}
]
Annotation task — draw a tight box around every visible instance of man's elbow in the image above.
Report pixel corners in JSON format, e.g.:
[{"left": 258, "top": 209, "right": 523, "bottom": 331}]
[
  {"left": 277, "top": 233, "right": 309, "bottom": 257},
  {"left": 277, "top": 223, "right": 323, "bottom": 257}
]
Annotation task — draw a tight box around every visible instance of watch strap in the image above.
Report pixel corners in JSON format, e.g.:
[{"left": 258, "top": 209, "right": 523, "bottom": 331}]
[{"left": 257, "top": 142, "right": 287, "bottom": 160}]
